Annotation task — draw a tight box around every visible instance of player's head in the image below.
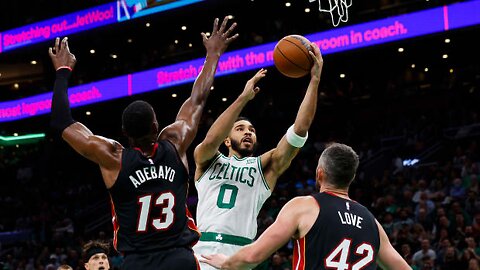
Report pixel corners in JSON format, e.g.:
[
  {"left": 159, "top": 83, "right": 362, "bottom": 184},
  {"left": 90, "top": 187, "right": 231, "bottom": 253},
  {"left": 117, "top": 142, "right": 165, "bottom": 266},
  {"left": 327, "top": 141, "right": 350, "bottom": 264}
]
[
  {"left": 122, "top": 100, "right": 159, "bottom": 142},
  {"left": 316, "top": 143, "right": 359, "bottom": 189},
  {"left": 225, "top": 117, "right": 257, "bottom": 158},
  {"left": 57, "top": 265, "right": 73, "bottom": 270},
  {"left": 83, "top": 240, "right": 110, "bottom": 270}
]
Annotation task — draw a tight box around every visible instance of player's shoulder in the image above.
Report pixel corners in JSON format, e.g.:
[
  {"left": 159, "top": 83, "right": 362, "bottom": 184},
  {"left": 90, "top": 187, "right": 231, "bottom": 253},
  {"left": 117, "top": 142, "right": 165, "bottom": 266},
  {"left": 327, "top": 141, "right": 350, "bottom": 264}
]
[
  {"left": 284, "top": 196, "right": 320, "bottom": 213},
  {"left": 93, "top": 135, "right": 123, "bottom": 151}
]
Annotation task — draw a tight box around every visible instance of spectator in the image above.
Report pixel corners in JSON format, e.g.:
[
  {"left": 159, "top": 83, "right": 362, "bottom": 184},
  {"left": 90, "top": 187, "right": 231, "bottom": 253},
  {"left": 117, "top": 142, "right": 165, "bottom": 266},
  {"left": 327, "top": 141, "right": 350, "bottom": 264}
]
[
  {"left": 438, "top": 246, "right": 462, "bottom": 270},
  {"left": 413, "top": 179, "right": 431, "bottom": 203},
  {"left": 400, "top": 243, "right": 414, "bottom": 266},
  {"left": 412, "top": 239, "right": 437, "bottom": 268},
  {"left": 463, "top": 237, "right": 480, "bottom": 259},
  {"left": 469, "top": 258, "right": 480, "bottom": 270},
  {"left": 450, "top": 178, "right": 467, "bottom": 200}
]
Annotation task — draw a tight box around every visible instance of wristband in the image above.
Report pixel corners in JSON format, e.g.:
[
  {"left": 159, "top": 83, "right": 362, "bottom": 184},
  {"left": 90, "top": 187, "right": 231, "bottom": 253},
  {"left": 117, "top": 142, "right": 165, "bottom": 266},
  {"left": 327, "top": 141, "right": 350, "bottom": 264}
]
[
  {"left": 56, "top": 66, "right": 73, "bottom": 71},
  {"left": 286, "top": 124, "right": 308, "bottom": 148}
]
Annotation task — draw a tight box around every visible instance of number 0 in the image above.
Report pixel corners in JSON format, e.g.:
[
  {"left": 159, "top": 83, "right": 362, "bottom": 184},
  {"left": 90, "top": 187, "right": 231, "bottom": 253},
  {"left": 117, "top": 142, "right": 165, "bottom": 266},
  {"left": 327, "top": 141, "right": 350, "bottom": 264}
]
[{"left": 216, "top": 184, "right": 238, "bottom": 209}]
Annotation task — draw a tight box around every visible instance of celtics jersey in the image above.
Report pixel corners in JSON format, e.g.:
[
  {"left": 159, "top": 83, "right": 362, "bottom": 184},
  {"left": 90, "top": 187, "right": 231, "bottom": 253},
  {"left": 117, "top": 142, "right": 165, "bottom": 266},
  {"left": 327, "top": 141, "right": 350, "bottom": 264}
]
[{"left": 195, "top": 154, "right": 271, "bottom": 240}]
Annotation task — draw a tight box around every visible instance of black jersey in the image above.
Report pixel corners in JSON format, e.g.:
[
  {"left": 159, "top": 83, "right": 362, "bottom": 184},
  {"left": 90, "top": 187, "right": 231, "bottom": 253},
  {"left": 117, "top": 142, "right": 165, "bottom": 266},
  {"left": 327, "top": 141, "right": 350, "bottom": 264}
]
[
  {"left": 109, "top": 140, "right": 200, "bottom": 253},
  {"left": 293, "top": 192, "right": 380, "bottom": 270}
]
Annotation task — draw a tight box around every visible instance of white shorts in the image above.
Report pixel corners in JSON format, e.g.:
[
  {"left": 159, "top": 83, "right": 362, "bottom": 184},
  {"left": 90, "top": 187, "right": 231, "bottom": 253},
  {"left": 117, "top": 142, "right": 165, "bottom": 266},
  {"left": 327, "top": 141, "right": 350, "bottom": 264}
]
[{"left": 193, "top": 240, "right": 243, "bottom": 270}]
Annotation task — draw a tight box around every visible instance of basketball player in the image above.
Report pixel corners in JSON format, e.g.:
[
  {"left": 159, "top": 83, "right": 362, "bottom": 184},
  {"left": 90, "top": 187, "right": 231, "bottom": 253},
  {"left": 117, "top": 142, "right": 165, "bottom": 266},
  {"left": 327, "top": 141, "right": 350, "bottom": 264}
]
[
  {"left": 83, "top": 240, "right": 110, "bottom": 270},
  {"left": 48, "top": 17, "right": 238, "bottom": 270},
  {"left": 192, "top": 43, "right": 323, "bottom": 269},
  {"left": 201, "top": 143, "right": 411, "bottom": 270}
]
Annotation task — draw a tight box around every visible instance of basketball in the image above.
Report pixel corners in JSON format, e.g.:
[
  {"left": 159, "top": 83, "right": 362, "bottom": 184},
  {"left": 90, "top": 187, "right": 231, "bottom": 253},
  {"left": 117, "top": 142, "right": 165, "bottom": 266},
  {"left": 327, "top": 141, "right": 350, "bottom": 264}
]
[{"left": 273, "top": 35, "right": 313, "bottom": 78}]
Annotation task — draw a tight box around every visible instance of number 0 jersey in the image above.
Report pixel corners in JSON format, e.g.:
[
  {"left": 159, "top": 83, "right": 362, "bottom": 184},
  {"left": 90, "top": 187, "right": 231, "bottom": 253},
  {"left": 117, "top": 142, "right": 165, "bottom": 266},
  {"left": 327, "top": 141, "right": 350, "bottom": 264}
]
[
  {"left": 195, "top": 154, "right": 271, "bottom": 240},
  {"left": 109, "top": 140, "right": 199, "bottom": 253},
  {"left": 293, "top": 192, "right": 380, "bottom": 270}
]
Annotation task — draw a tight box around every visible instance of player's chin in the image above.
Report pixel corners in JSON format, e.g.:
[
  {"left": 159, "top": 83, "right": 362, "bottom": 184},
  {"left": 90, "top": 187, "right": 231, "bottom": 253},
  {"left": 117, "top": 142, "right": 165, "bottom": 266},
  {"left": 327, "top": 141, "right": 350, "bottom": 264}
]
[
  {"left": 242, "top": 141, "right": 253, "bottom": 148},
  {"left": 242, "top": 144, "right": 253, "bottom": 151}
]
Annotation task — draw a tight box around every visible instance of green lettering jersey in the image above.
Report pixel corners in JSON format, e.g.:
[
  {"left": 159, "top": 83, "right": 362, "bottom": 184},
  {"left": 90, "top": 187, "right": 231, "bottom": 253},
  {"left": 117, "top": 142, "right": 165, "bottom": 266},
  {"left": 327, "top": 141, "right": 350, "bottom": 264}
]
[{"left": 195, "top": 154, "right": 271, "bottom": 239}]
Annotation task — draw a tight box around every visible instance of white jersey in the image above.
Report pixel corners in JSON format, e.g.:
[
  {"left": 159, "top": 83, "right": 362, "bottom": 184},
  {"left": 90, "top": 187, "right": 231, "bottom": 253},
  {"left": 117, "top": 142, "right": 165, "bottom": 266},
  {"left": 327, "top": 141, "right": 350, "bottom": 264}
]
[{"left": 195, "top": 153, "right": 271, "bottom": 240}]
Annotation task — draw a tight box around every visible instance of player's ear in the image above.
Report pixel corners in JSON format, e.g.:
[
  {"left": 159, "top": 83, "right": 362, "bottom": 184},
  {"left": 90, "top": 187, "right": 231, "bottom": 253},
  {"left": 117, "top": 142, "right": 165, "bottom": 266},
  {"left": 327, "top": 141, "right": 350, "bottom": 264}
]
[
  {"left": 152, "top": 121, "right": 159, "bottom": 134},
  {"left": 224, "top": 137, "right": 231, "bottom": 148},
  {"left": 316, "top": 166, "right": 324, "bottom": 184}
]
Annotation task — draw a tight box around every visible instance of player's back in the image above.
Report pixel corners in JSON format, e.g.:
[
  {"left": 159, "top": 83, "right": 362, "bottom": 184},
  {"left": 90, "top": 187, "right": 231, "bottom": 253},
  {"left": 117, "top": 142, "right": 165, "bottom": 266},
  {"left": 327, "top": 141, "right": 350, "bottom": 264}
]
[
  {"left": 294, "top": 192, "right": 380, "bottom": 270},
  {"left": 109, "top": 140, "right": 199, "bottom": 253}
]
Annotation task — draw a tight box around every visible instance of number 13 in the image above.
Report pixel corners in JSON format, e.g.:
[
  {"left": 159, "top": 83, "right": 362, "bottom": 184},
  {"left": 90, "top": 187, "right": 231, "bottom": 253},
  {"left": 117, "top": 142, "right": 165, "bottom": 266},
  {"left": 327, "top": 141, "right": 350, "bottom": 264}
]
[{"left": 137, "top": 192, "right": 175, "bottom": 232}]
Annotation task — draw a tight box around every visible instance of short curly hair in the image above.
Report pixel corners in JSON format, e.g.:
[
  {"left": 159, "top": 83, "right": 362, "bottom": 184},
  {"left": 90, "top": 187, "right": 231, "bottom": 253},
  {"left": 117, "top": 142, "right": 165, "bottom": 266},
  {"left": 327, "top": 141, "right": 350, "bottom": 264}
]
[{"left": 122, "top": 100, "right": 156, "bottom": 139}]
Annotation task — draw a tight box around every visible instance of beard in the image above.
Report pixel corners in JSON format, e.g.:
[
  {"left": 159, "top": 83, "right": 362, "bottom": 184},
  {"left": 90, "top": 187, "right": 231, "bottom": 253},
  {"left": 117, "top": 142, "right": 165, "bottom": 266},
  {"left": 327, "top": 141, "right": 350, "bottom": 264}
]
[{"left": 230, "top": 138, "right": 257, "bottom": 157}]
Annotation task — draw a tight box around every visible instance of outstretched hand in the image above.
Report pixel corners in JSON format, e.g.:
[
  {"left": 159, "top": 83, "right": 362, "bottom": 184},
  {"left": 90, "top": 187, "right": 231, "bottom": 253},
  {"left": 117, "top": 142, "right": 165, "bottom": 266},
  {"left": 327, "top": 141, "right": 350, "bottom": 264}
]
[
  {"left": 48, "top": 37, "right": 76, "bottom": 71},
  {"left": 200, "top": 254, "right": 228, "bottom": 269},
  {"left": 308, "top": 43, "right": 323, "bottom": 80},
  {"left": 240, "top": 68, "right": 267, "bottom": 101},
  {"left": 202, "top": 16, "right": 239, "bottom": 57}
]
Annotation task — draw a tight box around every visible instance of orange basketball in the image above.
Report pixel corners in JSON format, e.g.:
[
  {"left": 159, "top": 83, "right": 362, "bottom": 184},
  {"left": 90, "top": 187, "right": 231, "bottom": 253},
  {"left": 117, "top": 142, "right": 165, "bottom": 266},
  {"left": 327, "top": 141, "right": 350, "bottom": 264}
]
[{"left": 273, "top": 35, "right": 313, "bottom": 78}]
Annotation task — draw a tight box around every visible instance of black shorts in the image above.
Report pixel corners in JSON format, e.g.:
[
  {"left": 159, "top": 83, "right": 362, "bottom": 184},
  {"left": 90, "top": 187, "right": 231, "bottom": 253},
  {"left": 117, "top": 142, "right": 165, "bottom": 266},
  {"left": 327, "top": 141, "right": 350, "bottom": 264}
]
[{"left": 122, "top": 247, "right": 199, "bottom": 270}]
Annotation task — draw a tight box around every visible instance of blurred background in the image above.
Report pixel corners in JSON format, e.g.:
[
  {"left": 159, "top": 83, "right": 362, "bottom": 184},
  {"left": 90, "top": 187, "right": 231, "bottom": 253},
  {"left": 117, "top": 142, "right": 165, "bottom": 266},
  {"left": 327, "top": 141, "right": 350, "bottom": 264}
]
[{"left": 1, "top": 0, "right": 479, "bottom": 269}]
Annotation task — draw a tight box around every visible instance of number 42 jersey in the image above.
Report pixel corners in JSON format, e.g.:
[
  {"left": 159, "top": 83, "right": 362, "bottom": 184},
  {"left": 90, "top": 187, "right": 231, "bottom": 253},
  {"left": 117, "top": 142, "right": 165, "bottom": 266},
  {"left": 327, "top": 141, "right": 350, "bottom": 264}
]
[
  {"left": 293, "top": 192, "right": 380, "bottom": 270},
  {"left": 195, "top": 154, "right": 271, "bottom": 240}
]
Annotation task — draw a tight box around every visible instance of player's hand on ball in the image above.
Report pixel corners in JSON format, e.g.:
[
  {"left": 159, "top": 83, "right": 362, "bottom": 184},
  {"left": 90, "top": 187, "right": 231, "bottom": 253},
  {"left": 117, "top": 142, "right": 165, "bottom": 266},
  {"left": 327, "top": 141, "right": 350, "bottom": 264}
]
[
  {"left": 241, "top": 68, "right": 267, "bottom": 101},
  {"left": 309, "top": 43, "right": 323, "bottom": 80}
]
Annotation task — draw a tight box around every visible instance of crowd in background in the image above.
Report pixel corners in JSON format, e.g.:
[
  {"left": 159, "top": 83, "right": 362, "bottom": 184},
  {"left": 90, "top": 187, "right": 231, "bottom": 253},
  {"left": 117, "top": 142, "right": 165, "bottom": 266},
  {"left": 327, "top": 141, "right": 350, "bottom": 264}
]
[
  {"left": 1, "top": 1, "right": 479, "bottom": 268},
  {"left": 1, "top": 83, "right": 479, "bottom": 269}
]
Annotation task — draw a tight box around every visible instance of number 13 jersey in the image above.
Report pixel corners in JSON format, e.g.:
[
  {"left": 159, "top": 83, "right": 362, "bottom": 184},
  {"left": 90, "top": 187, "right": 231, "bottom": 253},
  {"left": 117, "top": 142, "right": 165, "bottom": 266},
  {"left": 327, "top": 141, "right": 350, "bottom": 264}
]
[
  {"left": 109, "top": 140, "right": 200, "bottom": 253},
  {"left": 195, "top": 154, "right": 271, "bottom": 240}
]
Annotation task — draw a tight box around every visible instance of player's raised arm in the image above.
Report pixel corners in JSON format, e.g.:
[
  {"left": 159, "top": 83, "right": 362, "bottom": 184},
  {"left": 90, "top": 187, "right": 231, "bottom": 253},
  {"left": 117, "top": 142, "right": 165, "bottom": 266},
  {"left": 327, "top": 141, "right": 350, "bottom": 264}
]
[
  {"left": 261, "top": 43, "right": 324, "bottom": 189},
  {"left": 159, "top": 16, "right": 239, "bottom": 156},
  {"left": 194, "top": 69, "right": 266, "bottom": 175},
  {"left": 49, "top": 37, "right": 121, "bottom": 186}
]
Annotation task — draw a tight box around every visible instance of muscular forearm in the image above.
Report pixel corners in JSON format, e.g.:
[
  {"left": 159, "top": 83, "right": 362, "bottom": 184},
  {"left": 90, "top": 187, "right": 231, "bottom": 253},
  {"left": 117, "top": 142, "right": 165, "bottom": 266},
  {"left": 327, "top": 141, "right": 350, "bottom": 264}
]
[
  {"left": 204, "top": 95, "right": 250, "bottom": 146},
  {"left": 50, "top": 68, "right": 76, "bottom": 133},
  {"left": 191, "top": 54, "right": 220, "bottom": 106},
  {"left": 221, "top": 246, "right": 262, "bottom": 270},
  {"left": 293, "top": 77, "right": 319, "bottom": 136}
]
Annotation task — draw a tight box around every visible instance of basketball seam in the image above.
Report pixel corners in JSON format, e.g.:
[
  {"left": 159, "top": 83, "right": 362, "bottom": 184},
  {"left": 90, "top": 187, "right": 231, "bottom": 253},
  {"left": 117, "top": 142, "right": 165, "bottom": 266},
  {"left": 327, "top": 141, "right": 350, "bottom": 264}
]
[
  {"left": 284, "top": 38, "right": 313, "bottom": 66},
  {"left": 277, "top": 47, "right": 309, "bottom": 73}
]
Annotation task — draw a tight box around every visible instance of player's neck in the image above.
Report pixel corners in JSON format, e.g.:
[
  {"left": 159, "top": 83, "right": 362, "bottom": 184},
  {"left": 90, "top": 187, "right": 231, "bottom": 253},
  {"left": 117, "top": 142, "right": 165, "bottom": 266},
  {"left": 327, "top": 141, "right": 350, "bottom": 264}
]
[
  {"left": 320, "top": 185, "right": 350, "bottom": 200},
  {"left": 131, "top": 138, "right": 156, "bottom": 157},
  {"left": 228, "top": 150, "right": 252, "bottom": 159}
]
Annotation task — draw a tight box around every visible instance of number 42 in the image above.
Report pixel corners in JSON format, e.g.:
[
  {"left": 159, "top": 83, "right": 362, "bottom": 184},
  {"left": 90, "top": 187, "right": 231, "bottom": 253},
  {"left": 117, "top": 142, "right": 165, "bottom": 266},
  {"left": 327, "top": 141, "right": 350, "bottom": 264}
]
[{"left": 325, "top": 239, "right": 374, "bottom": 270}]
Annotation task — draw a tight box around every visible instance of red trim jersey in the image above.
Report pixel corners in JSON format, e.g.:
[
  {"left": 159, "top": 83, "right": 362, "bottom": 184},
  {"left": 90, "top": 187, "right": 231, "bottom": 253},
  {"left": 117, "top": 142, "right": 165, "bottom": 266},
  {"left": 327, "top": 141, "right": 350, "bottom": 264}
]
[
  {"left": 109, "top": 140, "right": 199, "bottom": 253},
  {"left": 293, "top": 192, "right": 380, "bottom": 270}
]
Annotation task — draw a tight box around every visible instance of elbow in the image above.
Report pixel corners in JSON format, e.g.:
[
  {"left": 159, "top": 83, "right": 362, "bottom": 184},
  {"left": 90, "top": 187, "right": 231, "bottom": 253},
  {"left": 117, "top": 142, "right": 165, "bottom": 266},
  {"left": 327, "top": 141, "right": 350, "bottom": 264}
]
[{"left": 293, "top": 124, "right": 309, "bottom": 137}]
